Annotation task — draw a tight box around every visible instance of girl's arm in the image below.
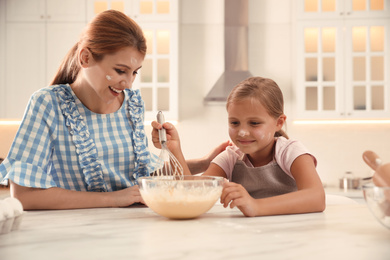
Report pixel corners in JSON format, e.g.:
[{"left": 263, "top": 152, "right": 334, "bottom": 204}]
[
  {"left": 10, "top": 181, "right": 145, "bottom": 210},
  {"left": 221, "top": 154, "right": 325, "bottom": 217}
]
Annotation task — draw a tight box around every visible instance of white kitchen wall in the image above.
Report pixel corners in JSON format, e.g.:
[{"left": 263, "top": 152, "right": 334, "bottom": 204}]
[{"left": 146, "top": 0, "right": 390, "bottom": 188}]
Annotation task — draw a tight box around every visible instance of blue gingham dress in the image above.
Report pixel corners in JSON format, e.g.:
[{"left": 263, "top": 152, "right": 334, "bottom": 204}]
[{"left": 0, "top": 84, "right": 160, "bottom": 192}]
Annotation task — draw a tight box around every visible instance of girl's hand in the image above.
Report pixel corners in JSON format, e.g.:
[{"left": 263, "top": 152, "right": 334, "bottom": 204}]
[
  {"left": 220, "top": 182, "right": 257, "bottom": 217},
  {"left": 112, "top": 185, "right": 145, "bottom": 207},
  {"left": 151, "top": 121, "right": 181, "bottom": 153}
]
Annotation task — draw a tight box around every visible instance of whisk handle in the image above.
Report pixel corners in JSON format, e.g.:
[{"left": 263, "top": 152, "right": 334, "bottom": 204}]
[{"left": 157, "top": 111, "right": 167, "bottom": 144}]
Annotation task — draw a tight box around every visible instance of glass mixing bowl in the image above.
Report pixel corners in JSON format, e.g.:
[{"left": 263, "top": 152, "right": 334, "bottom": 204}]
[
  {"left": 362, "top": 183, "right": 390, "bottom": 229},
  {"left": 138, "top": 175, "right": 224, "bottom": 219}
]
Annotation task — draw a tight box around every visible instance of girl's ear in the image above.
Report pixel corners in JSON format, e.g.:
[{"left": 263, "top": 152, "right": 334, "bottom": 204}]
[
  {"left": 276, "top": 114, "right": 287, "bottom": 130},
  {"left": 78, "top": 48, "right": 93, "bottom": 68}
]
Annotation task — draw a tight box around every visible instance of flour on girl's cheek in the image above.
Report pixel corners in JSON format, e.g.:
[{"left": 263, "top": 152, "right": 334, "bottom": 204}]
[{"left": 253, "top": 129, "right": 273, "bottom": 142}]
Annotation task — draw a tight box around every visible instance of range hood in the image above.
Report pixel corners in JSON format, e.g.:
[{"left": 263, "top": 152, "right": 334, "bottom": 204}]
[{"left": 204, "top": 0, "right": 252, "bottom": 103}]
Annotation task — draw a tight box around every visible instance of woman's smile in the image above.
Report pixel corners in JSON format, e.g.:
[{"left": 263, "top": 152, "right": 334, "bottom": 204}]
[{"left": 109, "top": 85, "right": 123, "bottom": 96}]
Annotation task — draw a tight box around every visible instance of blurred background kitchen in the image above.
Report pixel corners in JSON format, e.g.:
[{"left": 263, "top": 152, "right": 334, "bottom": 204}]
[{"left": 0, "top": 0, "right": 389, "bottom": 192}]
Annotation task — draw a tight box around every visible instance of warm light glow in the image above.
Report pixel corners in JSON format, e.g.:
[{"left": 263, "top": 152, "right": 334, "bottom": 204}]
[
  {"left": 304, "top": 28, "right": 318, "bottom": 53},
  {"left": 293, "top": 119, "right": 390, "bottom": 125},
  {"left": 0, "top": 120, "right": 22, "bottom": 126}
]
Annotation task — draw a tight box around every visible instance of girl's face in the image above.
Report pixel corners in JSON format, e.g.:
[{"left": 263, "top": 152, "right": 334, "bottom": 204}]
[
  {"left": 227, "top": 98, "right": 285, "bottom": 165},
  {"left": 77, "top": 46, "right": 144, "bottom": 113}
]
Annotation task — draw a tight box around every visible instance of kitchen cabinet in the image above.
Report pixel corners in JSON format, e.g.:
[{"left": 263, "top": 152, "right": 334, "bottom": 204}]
[
  {"left": 88, "top": 0, "right": 179, "bottom": 121},
  {"left": 6, "top": 0, "right": 86, "bottom": 22},
  {"left": 295, "top": 0, "right": 390, "bottom": 119},
  {"left": 87, "top": 0, "right": 177, "bottom": 22},
  {"left": 2, "top": 0, "right": 86, "bottom": 118}
]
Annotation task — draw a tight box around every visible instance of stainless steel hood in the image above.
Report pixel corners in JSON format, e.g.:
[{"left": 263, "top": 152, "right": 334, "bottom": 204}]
[{"left": 204, "top": 0, "right": 252, "bottom": 103}]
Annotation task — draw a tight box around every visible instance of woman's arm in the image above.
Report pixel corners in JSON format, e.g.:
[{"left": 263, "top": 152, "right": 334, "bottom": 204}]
[
  {"left": 221, "top": 154, "right": 325, "bottom": 217},
  {"left": 186, "top": 141, "right": 231, "bottom": 174},
  {"left": 10, "top": 181, "right": 144, "bottom": 210},
  {"left": 151, "top": 121, "right": 231, "bottom": 175}
]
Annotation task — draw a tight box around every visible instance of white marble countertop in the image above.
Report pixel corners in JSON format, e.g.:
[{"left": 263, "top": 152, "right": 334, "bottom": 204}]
[
  {"left": 325, "top": 186, "right": 364, "bottom": 198},
  {"left": 1, "top": 195, "right": 390, "bottom": 260}
]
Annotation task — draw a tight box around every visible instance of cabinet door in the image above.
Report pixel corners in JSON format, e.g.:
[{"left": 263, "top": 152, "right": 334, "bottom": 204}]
[
  {"left": 6, "top": 0, "right": 86, "bottom": 22},
  {"left": 345, "top": 0, "right": 390, "bottom": 19},
  {"left": 133, "top": 0, "right": 178, "bottom": 22},
  {"left": 87, "top": 0, "right": 130, "bottom": 21},
  {"left": 6, "top": 0, "right": 46, "bottom": 22},
  {"left": 344, "top": 19, "right": 390, "bottom": 118},
  {"left": 136, "top": 23, "right": 178, "bottom": 120},
  {"left": 297, "top": 21, "right": 344, "bottom": 119},
  {"left": 46, "top": 23, "right": 86, "bottom": 84},
  {"left": 297, "top": 0, "right": 390, "bottom": 20},
  {"left": 87, "top": 0, "right": 178, "bottom": 22},
  {"left": 46, "top": 0, "right": 87, "bottom": 22},
  {"left": 5, "top": 23, "right": 46, "bottom": 118}
]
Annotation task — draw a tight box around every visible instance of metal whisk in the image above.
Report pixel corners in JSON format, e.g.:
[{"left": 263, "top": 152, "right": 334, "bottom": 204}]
[{"left": 155, "top": 111, "right": 184, "bottom": 177}]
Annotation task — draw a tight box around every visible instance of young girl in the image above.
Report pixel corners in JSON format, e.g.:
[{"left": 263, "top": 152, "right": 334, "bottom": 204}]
[
  {"left": 152, "top": 77, "right": 325, "bottom": 217},
  {"left": 0, "top": 10, "right": 222, "bottom": 210}
]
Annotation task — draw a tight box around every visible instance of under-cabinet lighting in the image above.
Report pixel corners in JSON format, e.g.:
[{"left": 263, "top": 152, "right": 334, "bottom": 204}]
[
  {"left": 0, "top": 120, "right": 22, "bottom": 126},
  {"left": 293, "top": 119, "right": 390, "bottom": 125}
]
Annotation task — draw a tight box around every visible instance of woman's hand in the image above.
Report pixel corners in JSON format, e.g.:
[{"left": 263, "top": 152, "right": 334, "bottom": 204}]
[
  {"left": 203, "top": 140, "right": 232, "bottom": 165},
  {"left": 220, "top": 182, "right": 258, "bottom": 217},
  {"left": 10, "top": 181, "right": 145, "bottom": 210},
  {"left": 111, "top": 185, "right": 145, "bottom": 207},
  {"left": 186, "top": 141, "right": 232, "bottom": 174}
]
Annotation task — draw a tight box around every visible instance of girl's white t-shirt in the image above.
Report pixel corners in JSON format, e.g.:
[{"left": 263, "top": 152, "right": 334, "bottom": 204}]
[{"left": 211, "top": 137, "right": 317, "bottom": 181}]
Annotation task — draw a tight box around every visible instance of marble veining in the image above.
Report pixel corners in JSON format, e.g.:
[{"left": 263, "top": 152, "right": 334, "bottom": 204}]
[{"left": 0, "top": 196, "right": 389, "bottom": 260}]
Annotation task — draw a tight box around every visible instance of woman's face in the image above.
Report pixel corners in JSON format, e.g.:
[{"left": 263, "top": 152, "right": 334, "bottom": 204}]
[
  {"left": 227, "top": 98, "right": 285, "bottom": 163},
  {"left": 78, "top": 46, "right": 144, "bottom": 113}
]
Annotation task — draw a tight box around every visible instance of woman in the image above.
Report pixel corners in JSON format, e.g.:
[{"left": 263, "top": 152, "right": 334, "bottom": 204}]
[{"left": 0, "top": 10, "right": 227, "bottom": 210}]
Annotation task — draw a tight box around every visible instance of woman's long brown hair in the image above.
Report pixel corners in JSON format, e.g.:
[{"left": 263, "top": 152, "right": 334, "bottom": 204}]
[{"left": 50, "top": 10, "right": 147, "bottom": 85}]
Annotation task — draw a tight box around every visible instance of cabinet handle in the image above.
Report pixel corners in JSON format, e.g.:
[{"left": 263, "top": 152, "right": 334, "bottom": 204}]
[
  {"left": 40, "top": 15, "right": 45, "bottom": 19},
  {"left": 47, "top": 15, "right": 51, "bottom": 19}
]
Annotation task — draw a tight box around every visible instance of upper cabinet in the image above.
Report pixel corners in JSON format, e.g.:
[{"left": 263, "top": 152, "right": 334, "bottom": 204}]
[
  {"left": 1, "top": 0, "right": 178, "bottom": 121},
  {"left": 297, "top": 0, "right": 390, "bottom": 19},
  {"left": 295, "top": 0, "right": 390, "bottom": 119},
  {"left": 6, "top": 0, "right": 86, "bottom": 22},
  {"left": 87, "top": 0, "right": 179, "bottom": 121},
  {"left": 87, "top": 0, "right": 177, "bottom": 22},
  {"left": 2, "top": 0, "right": 86, "bottom": 118}
]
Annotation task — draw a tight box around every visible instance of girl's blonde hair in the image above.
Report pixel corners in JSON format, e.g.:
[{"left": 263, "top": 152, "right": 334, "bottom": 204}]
[
  {"left": 51, "top": 10, "right": 146, "bottom": 85},
  {"left": 226, "top": 77, "right": 288, "bottom": 139}
]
